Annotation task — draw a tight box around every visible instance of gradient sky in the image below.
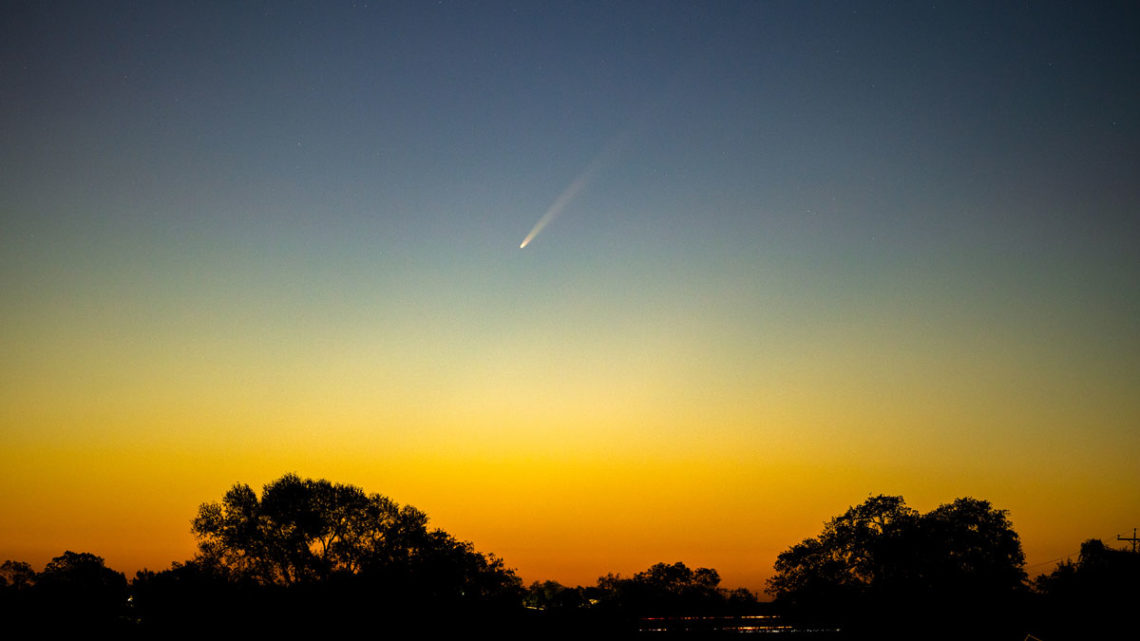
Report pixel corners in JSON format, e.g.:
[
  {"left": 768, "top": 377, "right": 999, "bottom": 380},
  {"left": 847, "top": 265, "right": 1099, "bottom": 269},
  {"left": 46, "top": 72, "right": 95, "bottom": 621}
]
[{"left": 2, "top": 1, "right": 1139, "bottom": 591}]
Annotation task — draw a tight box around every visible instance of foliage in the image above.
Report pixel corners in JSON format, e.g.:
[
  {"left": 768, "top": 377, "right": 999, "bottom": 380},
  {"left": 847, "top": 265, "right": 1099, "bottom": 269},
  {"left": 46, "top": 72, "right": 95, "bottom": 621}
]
[
  {"left": 189, "top": 473, "right": 521, "bottom": 599},
  {"left": 191, "top": 473, "right": 422, "bottom": 584},
  {"left": 918, "top": 497, "right": 1027, "bottom": 597},
  {"left": 596, "top": 561, "right": 753, "bottom": 616},
  {"left": 768, "top": 495, "right": 1027, "bottom": 636},
  {"left": 0, "top": 560, "right": 35, "bottom": 590},
  {"left": 524, "top": 580, "right": 593, "bottom": 611},
  {"left": 130, "top": 558, "right": 254, "bottom": 632},
  {"left": 36, "top": 550, "right": 129, "bottom": 608},
  {"left": 0, "top": 551, "right": 129, "bottom": 633},
  {"left": 115, "top": 474, "right": 529, "bottom": 633},
  {"left": 769, "top": 494, "right": 918, "bottom": 605},
  {"left": 1031, "top": 538, "right": 1140, "bottom": 639}
]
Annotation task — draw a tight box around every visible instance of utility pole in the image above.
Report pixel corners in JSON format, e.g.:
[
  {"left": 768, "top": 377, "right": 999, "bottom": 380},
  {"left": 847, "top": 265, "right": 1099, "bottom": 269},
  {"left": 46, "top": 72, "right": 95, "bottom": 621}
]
[{"left": 1118, "top": 527, "right": 1139, "bottom": 553}]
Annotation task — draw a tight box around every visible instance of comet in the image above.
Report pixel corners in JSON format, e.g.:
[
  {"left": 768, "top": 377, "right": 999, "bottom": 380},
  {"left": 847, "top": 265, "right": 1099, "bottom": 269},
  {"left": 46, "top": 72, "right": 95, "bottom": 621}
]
[
  {"left": 518, "top": 172, "right": 592, "bottom": 249},
  {"left": 519, "top": 131, "right": 629, "bottom": 249}
]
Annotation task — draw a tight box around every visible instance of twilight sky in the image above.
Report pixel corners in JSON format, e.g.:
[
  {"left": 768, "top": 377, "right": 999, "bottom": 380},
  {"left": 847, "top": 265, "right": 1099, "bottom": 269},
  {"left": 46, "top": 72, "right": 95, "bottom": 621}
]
[{"left": 2, "top": 1, "right": 1139, "bottom": 590}]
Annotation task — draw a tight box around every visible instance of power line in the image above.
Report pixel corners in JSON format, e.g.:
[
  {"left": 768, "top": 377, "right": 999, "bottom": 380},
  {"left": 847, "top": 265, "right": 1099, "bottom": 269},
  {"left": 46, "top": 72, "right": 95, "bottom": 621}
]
[
  {"left": 1024, "top": 555, "right": 1072, "bottom": 570},
  {"left": 1026, "top": 526, "right": 1139, "bottom": 571},
  {"left": 1117, "top": 527, "right": 1138, "bottom": 554}
]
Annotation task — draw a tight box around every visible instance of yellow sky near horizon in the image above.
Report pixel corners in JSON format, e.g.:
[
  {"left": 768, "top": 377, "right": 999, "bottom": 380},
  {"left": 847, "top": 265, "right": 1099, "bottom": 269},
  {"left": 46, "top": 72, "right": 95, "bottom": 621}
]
[{"left": 3, "top": 365, "right": 1136, "bottom": 592}]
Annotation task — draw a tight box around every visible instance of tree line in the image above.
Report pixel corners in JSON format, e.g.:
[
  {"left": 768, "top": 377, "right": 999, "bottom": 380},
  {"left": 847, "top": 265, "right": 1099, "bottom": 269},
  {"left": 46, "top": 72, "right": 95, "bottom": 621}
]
[{"left": 1, "top": 474, "right": 1135, "bottom": 638}]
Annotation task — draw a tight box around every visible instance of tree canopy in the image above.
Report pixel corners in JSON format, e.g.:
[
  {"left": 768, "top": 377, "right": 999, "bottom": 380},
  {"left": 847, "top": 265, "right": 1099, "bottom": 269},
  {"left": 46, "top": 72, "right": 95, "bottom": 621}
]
[
  {"left": 595, "top": 561, "right": 753, "bottom": 616},
  {"left": 137, "top": 474, "right": 526, "bottom": 634},
  {"left": 598, "top": 562, "right": 720, "bottom": 606},
  {"left": 1032, "top": 538, "right": 1140, "bottom": 639},
  {"left": 1, "top": 551, "right": 128, "bottom": 633},
  {"left": 768, "top": 495, "right": 1027, "bottom": 636},
  {"left": 192, "top": 473, "right": 430, "bottom": 584},
  {"left": 0, "top": 560, "right": 35, "bottom": 590},
  {"left": 190, "top": 473, "right": 520, "bottom": 602}
]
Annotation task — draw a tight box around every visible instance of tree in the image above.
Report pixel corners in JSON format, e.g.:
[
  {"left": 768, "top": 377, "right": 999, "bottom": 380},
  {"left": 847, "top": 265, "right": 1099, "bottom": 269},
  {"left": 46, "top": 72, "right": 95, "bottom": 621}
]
[
  {"left": 33, "top": 551, "right": 129, "bottom": 631},
  {"left": 768, "top": 495, "right": 919, "bottom": 616},
  {"left": 0, "top": 560, "right": 37, "bottom": 631},
  {"left": 0, "top": 560, "right": 35, "bottom": 590},
  {"left": 524, "top": 580, "right": 590, "bottom": 611},
  {"left": 192, "top": 473, "right": 431, "bottom": 584},
  {"left": 768, "top": 495, "right": 1027, "bottom": 637},
  {"left": 160, "top": 474, "right": 525, "bottom": 634},
  {"left": 189, "top": 473, "right": 520, "bottom": 602},
  {"left": 917, "top": 497, "right": 1026, "bottom": 599},
  {"left": 1032, "top": 538, "right": 1140, "bottom": 639},
  {"left": 596, "top": 561, "right": 735, "bottom": 615}
]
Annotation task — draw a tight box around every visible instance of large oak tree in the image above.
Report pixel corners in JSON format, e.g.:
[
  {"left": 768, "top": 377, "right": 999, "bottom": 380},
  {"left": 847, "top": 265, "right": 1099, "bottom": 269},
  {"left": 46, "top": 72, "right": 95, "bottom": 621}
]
[
  {"left": 190, "top": 473, "right": 520, "bottom": 603},
  {"left": 768, "top": 495, "right": 1026, "bottom": 638}
]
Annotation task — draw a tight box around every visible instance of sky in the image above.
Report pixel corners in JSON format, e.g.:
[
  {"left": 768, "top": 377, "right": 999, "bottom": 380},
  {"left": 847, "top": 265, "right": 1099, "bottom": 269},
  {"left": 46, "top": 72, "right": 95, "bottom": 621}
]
[{"left": 2, "top": 1, "right": 1139, "bottom": 591}]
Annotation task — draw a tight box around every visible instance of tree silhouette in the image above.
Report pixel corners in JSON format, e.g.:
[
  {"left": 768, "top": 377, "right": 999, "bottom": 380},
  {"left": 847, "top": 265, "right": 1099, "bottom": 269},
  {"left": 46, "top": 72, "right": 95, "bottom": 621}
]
[
  {"left": 31, "top": 551, "right": 128, "bottom": 632},
  {"left": 0, "top": 560, "right": 37, "bottom": 632},
  {"left": 768, "top": 495, "right": 918, "bottom": 617},
  {"left": 178, "top": 473, "right": 522, "bottom": 632},
  {"left": 768, "top": 495, "right": 1026, "bottom": 639},
  {"left": 596, "top": 561, "right": 745, "bottom": 616},
  {"left": 0, "top": 560, "right": 35, "bottom": 590},
  {"left": 524, "top": 580, "right": 592, "bottom": 611},
  {"left": 917, "top": 497, "right": 1026, "bottom": 598},
  {"left": 1032, "top": 538, "right": 1140, "bottom": 639},
  {"left": 191, "top": 473, "right": 433, "bottom": 584}
]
